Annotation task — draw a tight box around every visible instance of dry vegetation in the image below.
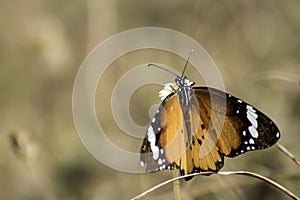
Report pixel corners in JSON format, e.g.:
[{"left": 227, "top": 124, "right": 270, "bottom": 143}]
[{"left": 1, "top": 0, "right": 299, "bottom": 199}]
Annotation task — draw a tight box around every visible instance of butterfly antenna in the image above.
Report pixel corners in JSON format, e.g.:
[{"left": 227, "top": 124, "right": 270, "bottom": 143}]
[
  {"left": 182, "top": 50, "right": 194, "bottom": 76},
  {"left": 148, "top": 63, "right": 179, "bottom": 77}
]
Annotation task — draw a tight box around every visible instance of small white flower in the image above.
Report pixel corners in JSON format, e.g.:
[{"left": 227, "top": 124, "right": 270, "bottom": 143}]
[{"left": 159, "top": 83, "right": 178, "bottom": 100}]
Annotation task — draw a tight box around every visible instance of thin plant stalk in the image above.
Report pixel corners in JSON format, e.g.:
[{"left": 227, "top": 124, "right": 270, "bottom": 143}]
[
  {"left": 9, "top": 131, "right": 57, "bottom": 200},
  {"left": 276, "top": 143, "right": 300, "bottom": 166},
  {"left": 131, "top": 171, "right": 299, "bottom": 200},
  {"left": 173, "top": 168, "right": 181, "bottom": 200}
]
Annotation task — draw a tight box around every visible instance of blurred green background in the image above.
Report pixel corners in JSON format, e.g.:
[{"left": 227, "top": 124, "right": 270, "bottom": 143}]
[{"left": 1, "top": 0, "right": 299, "bottom": 199}]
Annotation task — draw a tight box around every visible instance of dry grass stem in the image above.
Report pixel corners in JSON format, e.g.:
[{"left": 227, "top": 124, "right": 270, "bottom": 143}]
[
  {"left": 253, "top": 71, "right": 300, "bottom": 85},
  {"left": 276, "top": 143, "right": 300, "bottom": 167},
  {"left": 9, "top": 131, "right": 57, "bottom": 200},
  {"left": 172, "top": 169, "right": 181, "bottom": 200},
  {"left": 131, "top": 171, "right": 299, "bottom": 200}
]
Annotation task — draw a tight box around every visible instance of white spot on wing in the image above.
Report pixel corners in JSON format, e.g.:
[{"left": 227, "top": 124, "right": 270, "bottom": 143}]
[
  {"left": 246, "top": 105, "right": 255, "bottom": 112},
  {"left": 160, "top": 148, "right": 164, "bottom": 154},
  {"left": 247, "top": 105, "right": 258, "bottom": 128},
  {"left": 152, "top": 147, "right": 159, "bottom": 160},
  {"left": 158, "top": 158, "right": 162, "bottom": 165},
  {"left": 249, "top": 138, "right": 255, "bottom": 144},
  {"left": 248, "top": 126, "right": 259, "bottom": 138},
  {"left": 276, "top": 132, "right": 280, "bottom": 138},
  {"left": 248, "top": 109, "right": 258, "bottom": 119},
  {"left": 247, "top": 114, "right": 258, "bottom": 128},
  {"left": 246, "top": 105, "right": 260, "bottom": 139},
  {"left": 147, "top": 126, "right": 159, "bottom": 160},
  {"left": 238, "top": 99, "right": 242, "bottom": 103}
]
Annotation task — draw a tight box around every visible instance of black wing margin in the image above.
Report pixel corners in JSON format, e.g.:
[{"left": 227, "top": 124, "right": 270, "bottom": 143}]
[{"left": 193, "top": 87, "right": 280, "bottom": 158}]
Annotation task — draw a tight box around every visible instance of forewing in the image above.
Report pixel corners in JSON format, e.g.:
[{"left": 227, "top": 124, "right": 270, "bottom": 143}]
[
  {"left": 140, "top": 93, "right": 183, "bottom": 172},
  {"left": 194, "top": 87, "right": 280, "bottom": 157},
  {"left": 140, "top": 91, "right": 201, "bottom": 173}
]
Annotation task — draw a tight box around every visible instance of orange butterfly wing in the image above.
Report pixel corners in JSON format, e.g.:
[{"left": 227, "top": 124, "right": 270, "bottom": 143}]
[
  {"left": 194, "top": 87, "right": 280, "bottom": 157},
  {"left": 140, "top": 87, "right": 280, "bottom": 180},
  {"left": 140, "top": 90, "right": 224, "bottom": 179}
]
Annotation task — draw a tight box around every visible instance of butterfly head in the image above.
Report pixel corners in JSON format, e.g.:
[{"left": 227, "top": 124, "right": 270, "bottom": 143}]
[
  {"left": 159, "top": 76, "right": 194, "bottom": 100},
  {"left": 175, "top": 75, "right": 190, "bottom": 87}
]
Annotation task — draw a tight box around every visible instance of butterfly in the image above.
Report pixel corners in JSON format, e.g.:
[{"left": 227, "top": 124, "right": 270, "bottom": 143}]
[{"left": 140, "top": 55, "right": 280, "bottom": 181}]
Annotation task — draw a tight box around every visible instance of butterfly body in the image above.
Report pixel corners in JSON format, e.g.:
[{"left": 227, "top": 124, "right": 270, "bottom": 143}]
[{"left": 140, "top": 73, "right": 280, "bottom": 181}]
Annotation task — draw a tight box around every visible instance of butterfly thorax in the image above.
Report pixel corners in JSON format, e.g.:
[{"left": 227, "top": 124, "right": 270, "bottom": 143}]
[{"left": 175, "top": 75, "right": 195, "bottom": 113}]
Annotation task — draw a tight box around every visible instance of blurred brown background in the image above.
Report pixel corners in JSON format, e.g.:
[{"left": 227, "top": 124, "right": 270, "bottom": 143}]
[{"left": 1, "top": 0, "right": 299, "bottom": 199}]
